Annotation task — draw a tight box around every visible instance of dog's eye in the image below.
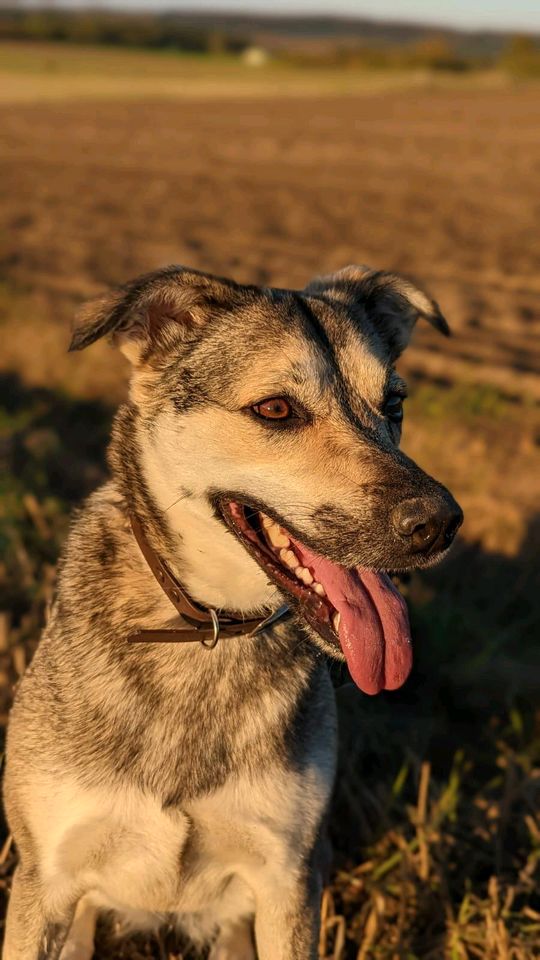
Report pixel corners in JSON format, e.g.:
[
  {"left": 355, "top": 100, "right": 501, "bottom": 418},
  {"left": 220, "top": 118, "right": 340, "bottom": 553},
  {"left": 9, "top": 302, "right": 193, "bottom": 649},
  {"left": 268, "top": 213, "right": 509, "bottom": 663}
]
[
  {"left": 251, "top": 397, "right": 292, "bottom": 421},
  {"left": 384, "top": 394, "right": 404, "bottom": 423}
]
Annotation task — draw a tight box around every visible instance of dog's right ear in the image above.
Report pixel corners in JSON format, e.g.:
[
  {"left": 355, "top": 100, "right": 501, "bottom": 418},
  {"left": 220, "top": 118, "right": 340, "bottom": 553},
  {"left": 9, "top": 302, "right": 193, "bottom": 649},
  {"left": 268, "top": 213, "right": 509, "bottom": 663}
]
[{"left": 69, "top": 266, "right": 233, "bottom": 365}]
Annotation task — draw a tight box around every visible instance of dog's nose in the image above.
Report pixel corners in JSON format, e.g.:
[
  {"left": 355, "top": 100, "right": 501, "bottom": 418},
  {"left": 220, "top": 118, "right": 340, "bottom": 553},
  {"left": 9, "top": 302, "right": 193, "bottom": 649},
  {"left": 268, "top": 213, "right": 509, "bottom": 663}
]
[{"left": 393, "top": 497, "right": 463, "bottom": 555}]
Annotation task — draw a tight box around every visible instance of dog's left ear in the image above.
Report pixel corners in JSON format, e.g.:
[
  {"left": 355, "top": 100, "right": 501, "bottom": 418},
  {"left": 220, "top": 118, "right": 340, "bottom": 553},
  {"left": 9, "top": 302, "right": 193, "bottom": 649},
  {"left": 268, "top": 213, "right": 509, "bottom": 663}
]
[
  {"left": 69, "top": 265, "right": 234, "bottom": 364},
  {"left": 305, "top": 265, "right": 449, "bottom": 360}
]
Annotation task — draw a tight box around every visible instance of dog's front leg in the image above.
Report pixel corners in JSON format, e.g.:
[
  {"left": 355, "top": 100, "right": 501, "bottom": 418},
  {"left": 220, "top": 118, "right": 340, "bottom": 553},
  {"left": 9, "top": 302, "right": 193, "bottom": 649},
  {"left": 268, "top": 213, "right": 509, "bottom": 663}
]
[
  {"left": 254, "top": 869, "right": 321, "bottom": 960},
  {"left": 3, "top": 864, "right": 75, "bottom": 960}
]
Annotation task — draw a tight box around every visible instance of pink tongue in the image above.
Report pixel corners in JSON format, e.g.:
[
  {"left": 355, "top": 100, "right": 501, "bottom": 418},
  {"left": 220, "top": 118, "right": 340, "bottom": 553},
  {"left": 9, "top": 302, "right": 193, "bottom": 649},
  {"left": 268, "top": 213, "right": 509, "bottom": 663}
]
[{"left": 291, "top": 542, "right": 412, "bottom": 695}]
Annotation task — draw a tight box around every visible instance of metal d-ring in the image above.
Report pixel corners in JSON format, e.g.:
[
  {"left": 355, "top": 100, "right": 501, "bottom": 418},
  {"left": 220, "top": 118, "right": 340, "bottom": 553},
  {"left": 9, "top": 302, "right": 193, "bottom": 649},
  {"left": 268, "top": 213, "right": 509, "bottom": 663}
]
[{"left": 200, "top": 609, "right": 220, "bottom": 649}]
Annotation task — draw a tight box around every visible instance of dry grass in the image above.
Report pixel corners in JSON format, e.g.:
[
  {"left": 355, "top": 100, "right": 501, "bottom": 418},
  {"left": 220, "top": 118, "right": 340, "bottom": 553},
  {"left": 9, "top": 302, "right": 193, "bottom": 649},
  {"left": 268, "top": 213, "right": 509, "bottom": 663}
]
[
  {"left": 0, "top": 42, "right": 539, "bottom": 958},
  {"left": 321, "top": 758, "right": 540, "bottom": 960}
]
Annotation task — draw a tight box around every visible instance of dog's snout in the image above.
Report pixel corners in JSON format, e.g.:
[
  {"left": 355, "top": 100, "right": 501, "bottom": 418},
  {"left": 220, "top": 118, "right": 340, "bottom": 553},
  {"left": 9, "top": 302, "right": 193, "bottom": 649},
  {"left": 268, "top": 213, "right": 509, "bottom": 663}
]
[{"left": 393, "top": 497, "right": 463, "bottom": 555}]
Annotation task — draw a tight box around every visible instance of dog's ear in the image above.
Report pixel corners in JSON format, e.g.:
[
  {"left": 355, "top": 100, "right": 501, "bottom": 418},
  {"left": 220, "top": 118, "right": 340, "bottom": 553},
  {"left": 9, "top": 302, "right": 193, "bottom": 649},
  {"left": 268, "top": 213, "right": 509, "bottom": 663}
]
[
  {"left": 69, "top": 266, "right": 233, "bottom": 364},
  {"left": 305, "top": 264, "right": 449, "bottom": 360}
]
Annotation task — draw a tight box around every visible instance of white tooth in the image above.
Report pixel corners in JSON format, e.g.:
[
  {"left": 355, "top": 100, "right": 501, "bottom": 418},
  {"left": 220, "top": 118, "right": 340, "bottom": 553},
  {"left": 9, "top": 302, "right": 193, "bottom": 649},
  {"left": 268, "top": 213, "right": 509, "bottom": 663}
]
[
  {"left": 260, "top": 514, "right": 273, "bottom": 529},
  {"left": 296, "top": 566, "right": 313, "bottom": 585},
  {"left": 312, "top": 582, "right": 326, "bottom": 597},
  {"left": 280, "top": 548, "right": 298, "bottom": 570},
  {"left": 332, "top": 612, "right": 341, "bottom": 632},
  {"left": 266, "top": 523, "right": 290, "bottom": 549}
]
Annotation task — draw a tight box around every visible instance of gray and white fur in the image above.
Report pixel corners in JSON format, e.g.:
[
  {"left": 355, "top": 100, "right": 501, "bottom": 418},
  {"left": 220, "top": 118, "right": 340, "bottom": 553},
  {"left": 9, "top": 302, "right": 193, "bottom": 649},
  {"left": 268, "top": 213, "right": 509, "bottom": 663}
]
[{"left": 3, "top": 264, "right": 461, "bottom": 959}]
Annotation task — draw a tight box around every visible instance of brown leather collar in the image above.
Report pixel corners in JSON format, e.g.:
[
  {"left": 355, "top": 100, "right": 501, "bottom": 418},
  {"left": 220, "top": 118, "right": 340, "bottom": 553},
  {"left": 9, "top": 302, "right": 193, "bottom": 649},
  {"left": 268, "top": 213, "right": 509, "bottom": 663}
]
[{"left": 127, "top": 513, "right": 290, "bottom": 647}]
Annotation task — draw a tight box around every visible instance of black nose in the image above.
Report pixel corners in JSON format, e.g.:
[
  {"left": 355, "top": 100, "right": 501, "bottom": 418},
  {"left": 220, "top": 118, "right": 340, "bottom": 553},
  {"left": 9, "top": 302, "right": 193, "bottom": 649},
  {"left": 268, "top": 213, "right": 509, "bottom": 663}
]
[{"left": 393, "top": 497, "right": 463, "bottom": 555}]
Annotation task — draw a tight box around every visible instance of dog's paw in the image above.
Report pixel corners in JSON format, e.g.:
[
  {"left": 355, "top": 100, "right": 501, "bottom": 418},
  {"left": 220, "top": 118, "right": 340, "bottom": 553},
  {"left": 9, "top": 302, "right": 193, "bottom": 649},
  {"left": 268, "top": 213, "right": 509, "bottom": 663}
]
[
  {"left": 59, "top": 941, "right": 94, "bottom": 960},
  {"left": 209, "top": 946, "right": 255, "bottom": 960},
  {"left": 59, "top": 899, "right": 97, "bottom": 960},
  {"left": 208, "top": 920, "right": 256, "bottom": 960}
]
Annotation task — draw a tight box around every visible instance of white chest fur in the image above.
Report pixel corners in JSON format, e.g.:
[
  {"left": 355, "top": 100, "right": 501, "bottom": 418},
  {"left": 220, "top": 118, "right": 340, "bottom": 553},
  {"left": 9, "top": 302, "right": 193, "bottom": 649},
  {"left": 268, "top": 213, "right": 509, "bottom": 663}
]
[{"left": 27, "top": 742, "right": 334, "bottom": 933}]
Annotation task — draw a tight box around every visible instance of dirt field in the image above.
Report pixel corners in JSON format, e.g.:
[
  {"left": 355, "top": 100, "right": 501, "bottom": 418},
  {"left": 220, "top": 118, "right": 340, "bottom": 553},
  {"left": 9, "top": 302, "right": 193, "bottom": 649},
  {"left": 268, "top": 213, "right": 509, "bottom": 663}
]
[{"left": 0, "top": 44, "right": 539, "bottom": 959}]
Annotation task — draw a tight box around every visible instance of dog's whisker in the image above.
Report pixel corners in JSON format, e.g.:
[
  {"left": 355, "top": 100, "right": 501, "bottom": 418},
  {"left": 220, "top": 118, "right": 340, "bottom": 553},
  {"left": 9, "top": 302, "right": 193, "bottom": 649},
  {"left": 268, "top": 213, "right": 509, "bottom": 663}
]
[{"left": 164, "top": 492, "right": 192, "bottom": 513}]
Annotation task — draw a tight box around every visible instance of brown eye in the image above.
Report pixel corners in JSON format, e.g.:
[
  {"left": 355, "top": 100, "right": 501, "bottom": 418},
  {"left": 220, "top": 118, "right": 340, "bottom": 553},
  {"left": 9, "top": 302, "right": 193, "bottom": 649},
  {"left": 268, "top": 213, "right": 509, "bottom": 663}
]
[{"left": 252, "top": 397, "right": 292, "bottom": 421}]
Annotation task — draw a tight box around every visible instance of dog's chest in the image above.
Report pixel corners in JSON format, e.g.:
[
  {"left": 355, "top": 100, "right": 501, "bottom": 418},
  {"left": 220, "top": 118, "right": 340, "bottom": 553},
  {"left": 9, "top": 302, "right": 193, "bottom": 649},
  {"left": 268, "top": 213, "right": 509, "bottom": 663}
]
[
  {"left": 37, "top": 754, "right": 333, "bottom": 917},
  {"left": 75, "top": 628, "right": 335, "bottom": 808}
]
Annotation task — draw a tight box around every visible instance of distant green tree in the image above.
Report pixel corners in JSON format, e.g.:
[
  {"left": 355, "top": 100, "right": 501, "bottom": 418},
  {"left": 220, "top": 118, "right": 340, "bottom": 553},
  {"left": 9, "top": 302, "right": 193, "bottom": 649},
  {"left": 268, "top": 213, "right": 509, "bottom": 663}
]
[
  {"left": 500, "top": 34, "right": 540, "bottom": 76},
  {"left": 402, "top": 36, "right": 470, "bottom": 71}
]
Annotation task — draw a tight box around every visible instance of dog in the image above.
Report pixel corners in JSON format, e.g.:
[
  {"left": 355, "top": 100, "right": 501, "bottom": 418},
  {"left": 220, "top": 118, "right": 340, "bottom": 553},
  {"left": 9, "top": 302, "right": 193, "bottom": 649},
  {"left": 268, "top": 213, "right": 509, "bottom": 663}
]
[{"left": 3, "top": 264, "right": 462, "bottom": 960}]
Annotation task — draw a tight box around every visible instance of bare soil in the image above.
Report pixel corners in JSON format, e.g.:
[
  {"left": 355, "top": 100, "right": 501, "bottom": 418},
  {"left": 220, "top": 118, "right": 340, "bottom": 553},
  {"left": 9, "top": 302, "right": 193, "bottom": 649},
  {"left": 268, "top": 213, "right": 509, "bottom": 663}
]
[{"left": 1, "top": 87, "right": 539, "bottom": 392}]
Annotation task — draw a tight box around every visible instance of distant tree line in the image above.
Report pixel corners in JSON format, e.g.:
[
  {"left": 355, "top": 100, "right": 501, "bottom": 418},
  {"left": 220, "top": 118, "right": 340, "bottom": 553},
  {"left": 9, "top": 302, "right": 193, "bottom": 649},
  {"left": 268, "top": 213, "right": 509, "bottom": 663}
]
[
  {"left": 281, "top": 35, "right": 540, "bottom": 75},
  {"left": 0, "top": 9, "right": 249, "bottom": 54},
  {"left": 0, "top": 8, "right": 539, "bottom": 76},
  {"left": 281, "top": 38, "right": 474, "bottom": 72}
]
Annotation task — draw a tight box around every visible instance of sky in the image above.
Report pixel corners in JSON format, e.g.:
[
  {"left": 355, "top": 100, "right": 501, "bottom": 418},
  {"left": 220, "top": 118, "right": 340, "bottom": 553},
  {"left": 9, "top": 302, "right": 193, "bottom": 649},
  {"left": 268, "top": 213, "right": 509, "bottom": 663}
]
[{"left": 36, "top": 0, "right": 540, "bottom": 33}]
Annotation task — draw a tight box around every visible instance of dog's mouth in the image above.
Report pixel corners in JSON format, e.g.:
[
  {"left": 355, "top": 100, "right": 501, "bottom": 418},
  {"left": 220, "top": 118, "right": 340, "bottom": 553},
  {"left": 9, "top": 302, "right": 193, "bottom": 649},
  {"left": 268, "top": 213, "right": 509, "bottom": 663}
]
[{"left": 219, "top": 499, "right": 412, "bottom": 696}]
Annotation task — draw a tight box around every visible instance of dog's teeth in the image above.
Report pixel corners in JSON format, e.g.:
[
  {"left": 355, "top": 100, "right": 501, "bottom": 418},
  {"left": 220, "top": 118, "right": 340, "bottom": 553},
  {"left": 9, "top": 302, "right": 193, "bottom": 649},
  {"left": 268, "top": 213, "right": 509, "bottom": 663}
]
[
  {"left": 312, "top": 582, "right": 326, "bottom": 597},
  {"left": 280, "top": 548, "right": 298, "bottom": 570},
  {"left": 296, "top": 566, "right": 313, "bottom": 585},
  {"left": 260, "top": 514, "right": 273, "bottom": 530},
  {"left": 266, "top": 523, "right": 290, "bottom": 549},
  {"left": 332, "top": 612, "right": 341, "bottom": 632}
]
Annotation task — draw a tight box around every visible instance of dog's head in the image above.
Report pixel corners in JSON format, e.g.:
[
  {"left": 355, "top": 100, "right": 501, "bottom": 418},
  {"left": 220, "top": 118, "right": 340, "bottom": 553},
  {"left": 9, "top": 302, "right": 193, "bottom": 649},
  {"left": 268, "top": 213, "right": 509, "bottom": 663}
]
[{"left": 71, "top": 265, "right": 462, "bottom": 694}]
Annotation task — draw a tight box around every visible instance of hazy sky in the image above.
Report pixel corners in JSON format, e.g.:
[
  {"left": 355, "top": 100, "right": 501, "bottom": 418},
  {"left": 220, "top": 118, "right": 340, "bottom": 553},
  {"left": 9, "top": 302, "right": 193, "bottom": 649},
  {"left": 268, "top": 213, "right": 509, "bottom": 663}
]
[{"left": 31, "top": 1, "right": 540, "bottom": 33}]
